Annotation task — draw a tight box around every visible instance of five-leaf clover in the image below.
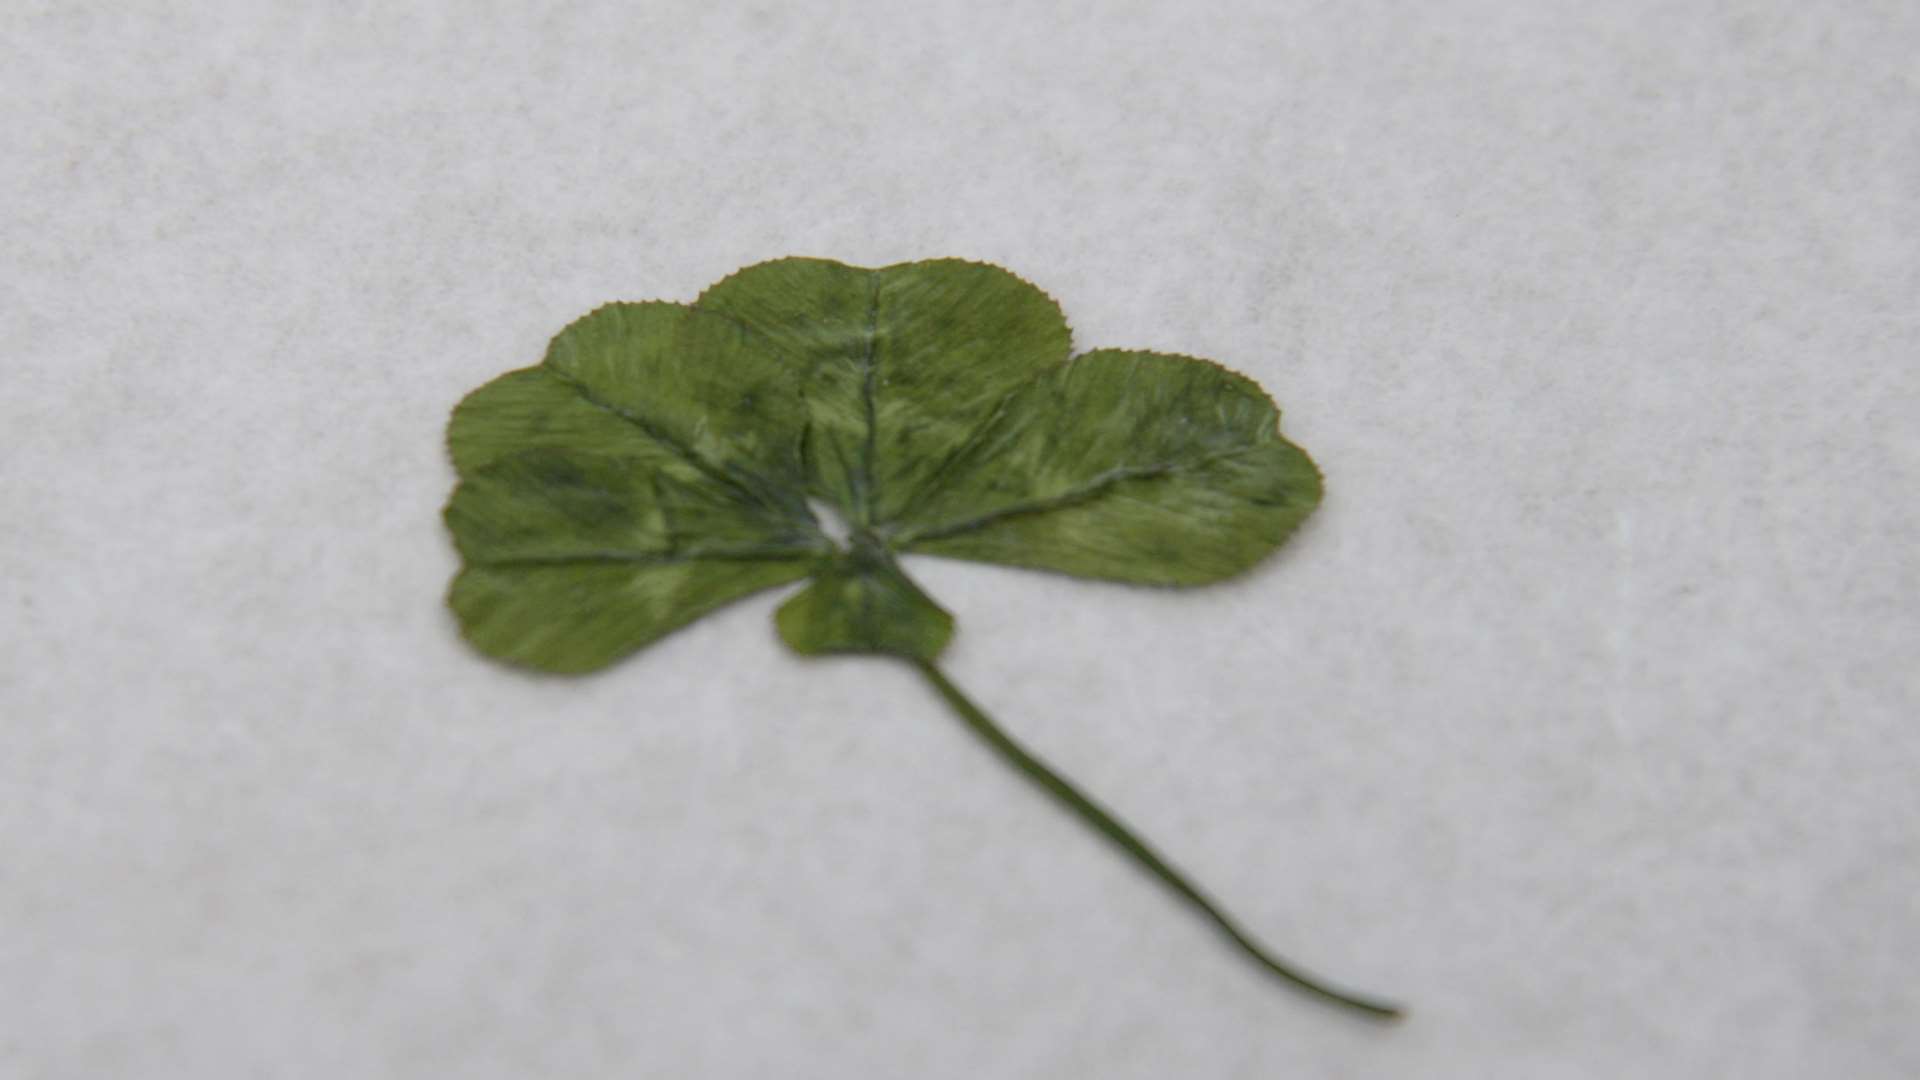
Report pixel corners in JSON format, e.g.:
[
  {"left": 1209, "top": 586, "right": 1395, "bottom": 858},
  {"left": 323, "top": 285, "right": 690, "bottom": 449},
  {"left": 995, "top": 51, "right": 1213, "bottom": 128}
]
[{"left": 443, "top": 258, "right": 1399, "bottom": 1018}]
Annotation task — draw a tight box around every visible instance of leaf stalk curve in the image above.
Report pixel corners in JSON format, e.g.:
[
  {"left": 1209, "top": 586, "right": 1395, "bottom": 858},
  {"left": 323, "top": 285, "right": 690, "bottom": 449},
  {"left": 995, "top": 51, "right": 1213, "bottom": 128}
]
[{"left": 912, "top": 658, "right": 1404, "bottom": 1020}]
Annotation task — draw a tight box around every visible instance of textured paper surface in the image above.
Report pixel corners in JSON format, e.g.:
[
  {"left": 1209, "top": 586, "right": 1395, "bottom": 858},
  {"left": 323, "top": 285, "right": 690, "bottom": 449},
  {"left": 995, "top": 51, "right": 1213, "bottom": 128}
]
[{"left": 4, "top": 2, "right": 1916, "bottom": 1076}]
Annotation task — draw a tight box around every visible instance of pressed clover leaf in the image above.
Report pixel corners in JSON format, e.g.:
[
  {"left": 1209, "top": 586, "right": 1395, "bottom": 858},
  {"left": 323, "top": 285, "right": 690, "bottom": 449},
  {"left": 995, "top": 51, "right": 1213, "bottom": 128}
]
[{"left": 444, "top": 258, "right": 1398, "bottom": 1018}]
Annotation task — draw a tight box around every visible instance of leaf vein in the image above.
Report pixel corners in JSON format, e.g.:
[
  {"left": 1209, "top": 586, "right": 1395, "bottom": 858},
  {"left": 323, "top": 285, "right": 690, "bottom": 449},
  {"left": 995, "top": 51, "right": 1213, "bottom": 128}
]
[
  {"left": 470, "top": 543, "right": 819, "bottom": 570},
  {"left": 897, "top": 446, "right": 1268, "bottom": 544},
  {"left": 539, "top": 364, "right": 789, "bottom": 517},
  {"left": 856, "top": 272, "right": 882, "bottom": 524}
]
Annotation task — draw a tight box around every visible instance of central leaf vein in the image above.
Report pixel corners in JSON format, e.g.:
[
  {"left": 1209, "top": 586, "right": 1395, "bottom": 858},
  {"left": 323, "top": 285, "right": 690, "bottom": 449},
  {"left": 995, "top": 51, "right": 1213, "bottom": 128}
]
[
  {"left": 540, "top": 365, "right": 795, "bottom": 521},
  {"left": 856, "top": 272, "right": 882, "bottom": 526},
  {"left": 896, "top": 446, "right": 1266, "bottom": 545},
  {"left": 470, "top": 543, "right": 819, "bottom": 570}
]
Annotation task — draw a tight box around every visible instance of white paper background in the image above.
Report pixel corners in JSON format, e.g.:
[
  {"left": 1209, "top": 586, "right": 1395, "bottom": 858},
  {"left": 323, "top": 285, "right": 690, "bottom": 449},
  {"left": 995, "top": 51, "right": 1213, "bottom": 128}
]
[{"left": 5, "top": 2, "right": 1916, "bottom": 1076}]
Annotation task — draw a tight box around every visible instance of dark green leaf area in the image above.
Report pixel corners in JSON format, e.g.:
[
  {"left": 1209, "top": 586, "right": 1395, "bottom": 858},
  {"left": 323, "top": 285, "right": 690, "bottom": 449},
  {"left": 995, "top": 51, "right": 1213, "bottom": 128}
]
[
  {"left": 446, "top": 449, "right": 664, "bottom": 563},
  {"left": 448, "top": 302, "right": 812, "bottom": 521},
  {"left": 444, "top": 451, "right": 820, "bottom": 673},
  {"left": 697, "top": 258, "right": 1071, "bottom": 526},
  {"left": 775, "top": 539, "right": 955, "bottom": 661},
  {"left": 450, "top": 559, "right": 810, "bottom": 674},
  {"left": 894, "top": 350, "right": 1324, "bottom": 585},
  {"left": 446, "top": 449, "right": 821, "bottom": 565}
]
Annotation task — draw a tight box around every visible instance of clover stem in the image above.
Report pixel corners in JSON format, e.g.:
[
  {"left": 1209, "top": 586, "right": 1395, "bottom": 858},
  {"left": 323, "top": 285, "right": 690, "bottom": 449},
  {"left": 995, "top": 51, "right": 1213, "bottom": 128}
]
[{"left": 910, "top": 658, "right": 1403, "bottom": 1020}]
